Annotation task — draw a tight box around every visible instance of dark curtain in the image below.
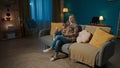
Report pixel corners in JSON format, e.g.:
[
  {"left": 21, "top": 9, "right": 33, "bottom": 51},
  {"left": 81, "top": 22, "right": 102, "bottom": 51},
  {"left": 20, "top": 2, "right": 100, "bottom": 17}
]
[
  {"left": 18, "top": 0, "right": 31, "bottom": 36},
  {"left": 52, "top": 0, "right": 63, "bottom": 22},
  {"left": 19, "top": 0, "right": 31, "bottom": 20}
]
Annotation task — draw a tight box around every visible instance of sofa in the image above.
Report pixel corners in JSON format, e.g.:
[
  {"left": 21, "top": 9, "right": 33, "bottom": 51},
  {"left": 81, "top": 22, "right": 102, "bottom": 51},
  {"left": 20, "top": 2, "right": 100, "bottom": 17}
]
[{"left": 39, "top": 23, "right": 115, "bottom": 67}]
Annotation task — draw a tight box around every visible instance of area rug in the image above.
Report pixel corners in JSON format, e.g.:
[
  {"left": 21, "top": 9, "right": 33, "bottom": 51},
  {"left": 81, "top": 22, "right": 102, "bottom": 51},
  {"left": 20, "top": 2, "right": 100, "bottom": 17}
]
[
  {"left": 0, "top": 52, "right": 69, "bottom": 68},
  {"left": 0, "top": 37, "right": 90, "bottom": 68},
  {"left": 0, "top": 51, "right": 90, "bottom": 68}
]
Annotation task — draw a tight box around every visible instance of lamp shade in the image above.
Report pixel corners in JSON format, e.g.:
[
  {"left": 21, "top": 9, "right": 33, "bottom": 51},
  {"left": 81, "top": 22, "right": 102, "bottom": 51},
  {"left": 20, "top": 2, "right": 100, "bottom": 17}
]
[
  {"left": 99, "top": 16, "right": 104, "bottom": 21},
  {"left": 63, "top": 8, "right": 68, "bottom": 12}
]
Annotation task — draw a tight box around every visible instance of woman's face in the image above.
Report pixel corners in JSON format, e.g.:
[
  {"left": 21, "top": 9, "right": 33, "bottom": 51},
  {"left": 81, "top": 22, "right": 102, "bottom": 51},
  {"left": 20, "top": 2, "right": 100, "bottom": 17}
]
[
  {"left": 69, "top": 15, "right": 75, "bottom": 23},
  {"left": 69, "top": 15, "right": 73, "bottom": 20}
]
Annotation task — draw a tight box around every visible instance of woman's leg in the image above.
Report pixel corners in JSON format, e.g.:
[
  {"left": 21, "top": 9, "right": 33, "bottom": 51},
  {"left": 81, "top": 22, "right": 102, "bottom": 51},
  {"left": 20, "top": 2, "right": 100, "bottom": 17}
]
[
  {"left": 50, "top": 35, "right": 71, "bottom": 61},
  {"left": 55, "top": 35, "right": 71, "bottom": 43},
  {"left": 43, "top": 35, "right": 63, "bottom": 52},
  {"left": 43, "top": 35, "right": 71, "bottom": 61},
  {"left": 54, "top": 40, "right": 63, "bottom": 52},
  {"left": 50, "top": 35, "right": 71, "bottom": 52},
  {"left": 50, "top": 40, "right": 62, "bottom": 61}
]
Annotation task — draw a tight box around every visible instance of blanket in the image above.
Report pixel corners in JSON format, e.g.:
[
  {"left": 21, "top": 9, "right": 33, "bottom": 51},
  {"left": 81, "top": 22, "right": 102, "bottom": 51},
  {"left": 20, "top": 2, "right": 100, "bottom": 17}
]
[{"left": 69, "top": 43, "right": 99, "bottom": 67}]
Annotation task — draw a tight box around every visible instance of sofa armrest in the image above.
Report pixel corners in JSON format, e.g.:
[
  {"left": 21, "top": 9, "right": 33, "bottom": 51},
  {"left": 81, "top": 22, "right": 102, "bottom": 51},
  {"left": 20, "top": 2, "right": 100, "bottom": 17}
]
[
  {"left": 96, "top": 38, "right": 116, "bottom": 66},
  {"left": 39, "top": 28, "right": 50, "bottom": 37}
]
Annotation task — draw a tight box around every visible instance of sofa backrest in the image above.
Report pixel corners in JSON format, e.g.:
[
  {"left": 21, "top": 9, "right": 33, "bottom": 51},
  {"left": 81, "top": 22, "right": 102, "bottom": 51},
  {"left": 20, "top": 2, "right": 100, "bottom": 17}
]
[{"left": 80, "top": 25, "right": 111, "bottom": 35}]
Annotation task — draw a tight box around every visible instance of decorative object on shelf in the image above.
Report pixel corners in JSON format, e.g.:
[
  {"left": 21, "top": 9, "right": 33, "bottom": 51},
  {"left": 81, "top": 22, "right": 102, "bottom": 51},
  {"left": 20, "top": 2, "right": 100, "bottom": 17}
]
[
  {"left": 90, "top": 17, "right": 99, "bottom": 25},
  {"left": 5, "top": 8, "right": 11, "bottom": 21},
  {"left": 1, "top": 18, "right": 5, "bottom": 21},
  {"left": 6, "top": 12, "right": 10, "bottom": 16},
  {"left": 7, "top": 24, "right": 16, "bottom": 31}
]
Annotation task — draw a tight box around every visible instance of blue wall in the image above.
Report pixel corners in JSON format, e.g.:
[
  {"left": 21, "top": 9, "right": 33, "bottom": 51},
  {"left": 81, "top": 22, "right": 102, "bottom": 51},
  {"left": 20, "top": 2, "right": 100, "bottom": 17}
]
[{"left": 64, "top": 0, "right": 120, "bottom": 35}]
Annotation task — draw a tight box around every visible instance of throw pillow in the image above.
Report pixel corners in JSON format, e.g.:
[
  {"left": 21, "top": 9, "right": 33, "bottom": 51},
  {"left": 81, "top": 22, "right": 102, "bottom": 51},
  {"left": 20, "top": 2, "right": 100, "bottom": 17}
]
[
  {"left": 50, "top": 23, "right": 64, "bottom": 36},
  {"left": 89, "top": 28, "right": 114, "bottom": 48},
  {"left": 77, "top": 30, "right": 92, "bottom": 43}
]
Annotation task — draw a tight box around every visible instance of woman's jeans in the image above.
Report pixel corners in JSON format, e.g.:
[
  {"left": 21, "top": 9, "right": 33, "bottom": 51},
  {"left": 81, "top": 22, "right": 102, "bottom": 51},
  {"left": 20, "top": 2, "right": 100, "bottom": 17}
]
[{"left": 51, "top": 35, "right": 71, "bottom": 52}]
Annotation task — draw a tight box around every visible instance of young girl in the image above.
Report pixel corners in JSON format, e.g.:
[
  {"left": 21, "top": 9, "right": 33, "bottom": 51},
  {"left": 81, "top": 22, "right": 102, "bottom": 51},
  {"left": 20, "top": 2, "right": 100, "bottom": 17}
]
[{"left": 53, "top": 23, "right": 67, "bottom": 40}]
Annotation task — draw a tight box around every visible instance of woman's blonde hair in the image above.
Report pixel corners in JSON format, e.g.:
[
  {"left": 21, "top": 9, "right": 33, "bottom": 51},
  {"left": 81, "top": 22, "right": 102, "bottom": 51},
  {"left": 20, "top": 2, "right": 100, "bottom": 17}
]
[{"left": 69, "top": 14, "right": 76, "bottom": 23}]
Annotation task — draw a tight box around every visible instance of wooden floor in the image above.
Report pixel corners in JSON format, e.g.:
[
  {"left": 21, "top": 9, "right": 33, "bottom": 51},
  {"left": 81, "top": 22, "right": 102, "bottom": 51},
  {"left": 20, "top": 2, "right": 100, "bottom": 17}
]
[{"left": 0, "top": 36, "right": 120, "bottom": 68}]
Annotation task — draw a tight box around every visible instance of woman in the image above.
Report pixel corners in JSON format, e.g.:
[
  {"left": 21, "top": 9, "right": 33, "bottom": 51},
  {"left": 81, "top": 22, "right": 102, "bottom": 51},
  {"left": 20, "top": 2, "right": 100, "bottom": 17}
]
[{"left": 43, "top": 14, "right": 78, "bottom": 61}]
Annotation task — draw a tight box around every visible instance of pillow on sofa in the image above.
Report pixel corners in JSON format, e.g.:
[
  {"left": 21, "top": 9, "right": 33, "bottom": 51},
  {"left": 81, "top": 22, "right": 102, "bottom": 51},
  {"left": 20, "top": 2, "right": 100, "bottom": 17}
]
[
  {"left": 50, "top": 23, "right": 64, "bottom": 36},
  {"left": 89, "top": 28, "right": 114, "bottom": 48},
  {"left": 77, "top": 30, "right": 92, "bottom": 43}
]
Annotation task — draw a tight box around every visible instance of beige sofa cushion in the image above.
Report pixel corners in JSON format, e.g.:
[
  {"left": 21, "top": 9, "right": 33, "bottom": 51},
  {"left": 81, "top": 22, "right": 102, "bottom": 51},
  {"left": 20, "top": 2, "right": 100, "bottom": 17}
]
[
  {"left": 40, "top": 35, "right": 53, "bottom": 47},
  {"left": 85, "top": 25, "right": 111, "bottom": 34}
]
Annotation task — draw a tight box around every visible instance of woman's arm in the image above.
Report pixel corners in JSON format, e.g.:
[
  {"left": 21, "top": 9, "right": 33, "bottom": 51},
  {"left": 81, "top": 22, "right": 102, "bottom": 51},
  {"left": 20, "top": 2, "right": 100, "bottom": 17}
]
[{"left": 64, "top": 24, "right": 78, "bottom": 37}]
